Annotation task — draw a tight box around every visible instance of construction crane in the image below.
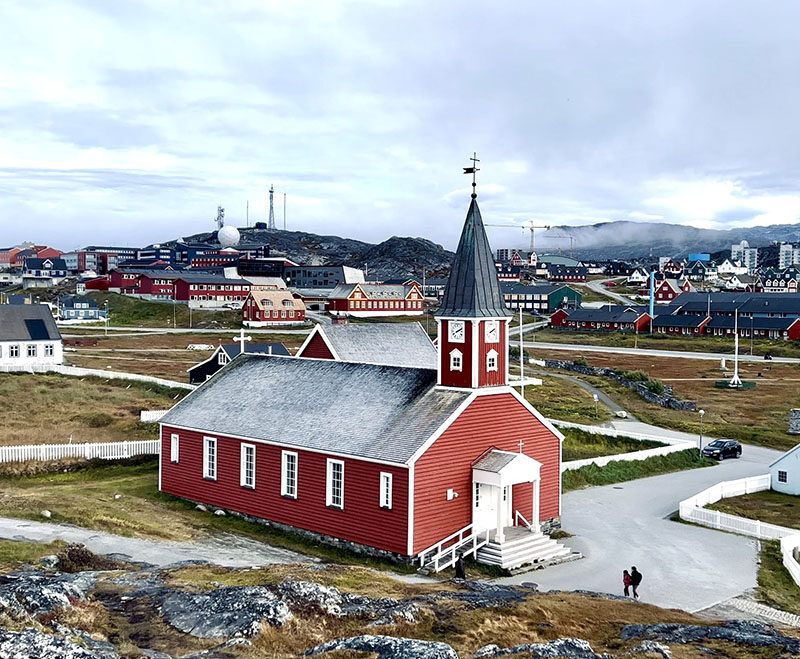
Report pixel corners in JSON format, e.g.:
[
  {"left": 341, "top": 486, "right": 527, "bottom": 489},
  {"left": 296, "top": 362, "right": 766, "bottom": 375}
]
[
  {"left": 546, "top": 231, "right": 577, "bottom": 259},
  {"left": 483, "top": 221, "right": 550, "bottom": 252}
]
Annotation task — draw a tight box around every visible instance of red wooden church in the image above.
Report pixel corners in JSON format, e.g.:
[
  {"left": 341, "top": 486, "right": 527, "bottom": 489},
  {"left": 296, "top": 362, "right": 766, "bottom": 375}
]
[{"left": 159, "top": 188, "right": 568, "bottom": 570}]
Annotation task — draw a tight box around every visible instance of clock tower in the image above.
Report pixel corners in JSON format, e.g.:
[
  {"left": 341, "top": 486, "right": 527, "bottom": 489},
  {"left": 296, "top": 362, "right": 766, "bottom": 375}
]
[{"left": 435, "top": 174, "right": 512, "bottom": 389}]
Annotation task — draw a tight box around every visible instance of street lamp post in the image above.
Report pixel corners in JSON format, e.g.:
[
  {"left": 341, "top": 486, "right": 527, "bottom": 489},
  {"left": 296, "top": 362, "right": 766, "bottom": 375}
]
[
  {"left": 698, "top": 409, "right": 705, "bottom": 450},
  {"left": 104, "top": 301, "right": 109, "bottom": 336},
  {"left": 593, "top": 393, "right": 599, "bottom": 418}
]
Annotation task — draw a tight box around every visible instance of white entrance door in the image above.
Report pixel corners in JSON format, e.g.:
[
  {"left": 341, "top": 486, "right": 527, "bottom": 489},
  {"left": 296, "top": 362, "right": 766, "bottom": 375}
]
[
  {"left": 472, "top": 483, "right": 497, "bottom": 533},
  {"left": 501, "top": 485, "right": 513, "bottom": 528}
]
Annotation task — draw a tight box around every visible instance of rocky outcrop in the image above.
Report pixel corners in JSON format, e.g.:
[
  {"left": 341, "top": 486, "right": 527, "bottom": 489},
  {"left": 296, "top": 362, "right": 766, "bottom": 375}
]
[
  {"left": 304, "top": 634, "right": 458, "bottom": 658},
  {"left": 160, "top": 586, "right": 292, "bottom": 638},
  {"left": 471, "top": 638, "right": 607, "bottom": 658},
  {"left": 789, "top": 408, "right": 800, "bottom": 434},
  {"left": 621, "top": 620, "right": 800, "bottom": 654},
  {"left": 0, "top": 570, "right": 96, "bottom": 618},
  {"left": 0, "top": 628, "right": 119, "bottom": 659}
]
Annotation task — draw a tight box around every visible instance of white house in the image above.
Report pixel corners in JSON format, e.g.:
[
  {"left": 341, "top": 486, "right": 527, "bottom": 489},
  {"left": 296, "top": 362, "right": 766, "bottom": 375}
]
[
  {"left": 771, "top": 443, "right": 800, "bottom": 496},
  {"left": 716, "top": 258, "right": 748, "bottom": 277},
  {"left": 0, "top": 304, "right": 63, "bottom": 371}
]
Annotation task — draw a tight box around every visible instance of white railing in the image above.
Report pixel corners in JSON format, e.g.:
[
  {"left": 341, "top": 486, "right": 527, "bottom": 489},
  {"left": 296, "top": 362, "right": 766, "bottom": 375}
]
[
  {"left": 0, "top": 439, "right": 160, "bottom": 464},
  {"left": 1, "top": 363, "right": 195, "bottom": 390},
  {"left": 418, "top": 524, "right": 474, "bottom": 567},
  {"left": 423, "top": 527, "right": 493, "bottom": 573},
  {"left": 140, "top": 410, "right": 169, "bottom": 422},
  {"left": 549, "top": 419, "right": 695, "bottom": 446},
  {"left": 562, "top": 443, "right": 694, "bottom": 472},
  {"left": 514, "top": 510, "right": 534, "bottom": 531},
  {"left": 679, "top": 474, "right": 800, "bottom": 587}
]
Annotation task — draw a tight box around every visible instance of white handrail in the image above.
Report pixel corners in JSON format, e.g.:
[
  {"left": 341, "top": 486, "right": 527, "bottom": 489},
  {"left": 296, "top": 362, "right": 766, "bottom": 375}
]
[
  {"left": 514, "top": 510, "right": 533, "bottom": 530},
  {"left": 417, "top": 523, "right": 473, "bottom": 566},
  {"left": 430, "top": 528, "right": 492, "bottom": 573}
]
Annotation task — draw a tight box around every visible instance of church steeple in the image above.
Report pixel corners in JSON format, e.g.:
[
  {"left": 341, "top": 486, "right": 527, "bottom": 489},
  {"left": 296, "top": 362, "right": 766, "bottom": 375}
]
[{"left": 436, "top": 158, "right": 512, "bottom": 389}]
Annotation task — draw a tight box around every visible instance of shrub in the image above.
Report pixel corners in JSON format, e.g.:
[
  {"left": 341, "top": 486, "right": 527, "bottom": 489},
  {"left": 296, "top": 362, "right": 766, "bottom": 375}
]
[{"left": 646, "top": 380, "right": 665, "bottom": 395}]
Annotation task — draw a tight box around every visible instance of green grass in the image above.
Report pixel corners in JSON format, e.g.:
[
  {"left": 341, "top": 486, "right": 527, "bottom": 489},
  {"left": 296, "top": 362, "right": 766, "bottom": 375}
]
[
  {"left": 561, "top": 427, "right": 664, "bottom": 462},
  {"left": 0, "top": 539, "right": 67, "bottom": 571},
  {"left": 87, "top": 291, "right": 243, "bottom": 329},
  {"left": 757, "top": 540, "right": 800, "bottom": 615},
  {"left": 707, "top": 490, "right": 800, "bottom": 530},
  {"left": 562, "top": 449, "right": 716, "bottom": 491},
  {"left": 521, "top": 376, "right": 612, "bottom": 423}
]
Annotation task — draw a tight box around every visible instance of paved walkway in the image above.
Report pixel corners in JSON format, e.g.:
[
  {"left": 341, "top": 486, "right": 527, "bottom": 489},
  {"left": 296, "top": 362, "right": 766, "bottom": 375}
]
[
  {"left": 0, "top": 517, "right": 311, "bottom": 568},
  {"left": 495, "top": 441, "right": 782, "bottom": 612},
  {"left": 531, "top": 369, "right": 637, "bottom": 421}
]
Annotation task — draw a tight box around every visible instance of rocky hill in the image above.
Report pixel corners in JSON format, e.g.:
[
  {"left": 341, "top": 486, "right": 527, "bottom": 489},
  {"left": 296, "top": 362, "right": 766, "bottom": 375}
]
[{"left": 171, "top": 228, "right": 454, "bottom": 281}]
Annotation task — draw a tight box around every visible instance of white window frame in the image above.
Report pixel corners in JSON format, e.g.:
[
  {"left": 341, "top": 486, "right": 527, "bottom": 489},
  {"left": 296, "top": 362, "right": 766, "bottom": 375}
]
[
  {"left": 203, "top": 437, "right": 217, "bottom": 480},
  {"left": 486, "top": 349, "right": 498, "bottom": 372},
  {"left": 26, "top": 344, "right": 37, "bottom": 358},
  {"left": 778, "top": 470, "right": 788, "bottom": 484},
  {"left": 380, "top": 472, "right": 393, "bottom": 509},
  {"left": 218, "top": 351, "right": 228, "bottom": 366},
  {"left": 326, "top": 458, "right": 344, "bottom": 509},
  {"left": 240, "top": 443, "right": 256, "bottom": 489},
  {"left": 9, "top": 344, "right": 19, "bottom": 358},
  {"left": 170, "top": 433, "right": 179, "bottom": 463},
  {"left": 281, "top": 450, "right": 298, "bottom": 498},
  {"left": 449, "top": 348, "right": 463, "bottom": 372}
]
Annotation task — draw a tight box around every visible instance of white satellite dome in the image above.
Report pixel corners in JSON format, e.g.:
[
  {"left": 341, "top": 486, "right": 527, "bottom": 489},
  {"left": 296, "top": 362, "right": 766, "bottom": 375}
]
[{"left": 218, "top": 225, "right": 240, "bottom": 248}]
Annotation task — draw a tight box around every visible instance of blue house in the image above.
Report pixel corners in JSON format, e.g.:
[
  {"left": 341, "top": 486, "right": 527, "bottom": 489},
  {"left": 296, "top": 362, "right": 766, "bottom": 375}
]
[{"left": 59, "top": 296, "right": 107, "bottom": 321}]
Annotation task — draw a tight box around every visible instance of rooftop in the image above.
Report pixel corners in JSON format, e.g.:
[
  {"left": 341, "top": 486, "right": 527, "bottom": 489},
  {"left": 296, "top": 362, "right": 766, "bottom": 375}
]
[{"left": 0, "top": 304, "right": 61, "bottom": 342}]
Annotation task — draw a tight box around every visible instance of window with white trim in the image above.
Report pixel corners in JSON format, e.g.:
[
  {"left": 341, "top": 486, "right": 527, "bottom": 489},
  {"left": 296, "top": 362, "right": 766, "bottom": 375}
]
[
  {"left": 379, "top": 472, "right": 392, "bottom": 509},
  {"left": 240, "top": 443, "right": 256, "bottom": 488},
  {"left": 203, "top": 437, "right": 217, "bottom": 480},
  {"left": 474, "top": 482, "right": 481, "bottom": 508},
  {"left": 486, "top": 349, "right": 498, "bottom": 372},
  {"left": 449, "top": 349, "right": 463, "bottom": 372},
  {"left": 170, "top": 433, "right": 179, "bottom": 463},
  {"left": 218, "top": 351, "right": 229, "bottom": 365},
  {"left": 326, "top": 459, "right": 344, "bottom": 509},
  {"left": 9, "top": 345, "right": 19, "bottom": 358},
  {"left": 281, "top": 451, "right": 298, "bottom": 498},
  {"left": 778, "top": 470, "right": 788, "bottom": 484},
  {"left": 27, "top": 344, "right": 37, "bottom": 358}
]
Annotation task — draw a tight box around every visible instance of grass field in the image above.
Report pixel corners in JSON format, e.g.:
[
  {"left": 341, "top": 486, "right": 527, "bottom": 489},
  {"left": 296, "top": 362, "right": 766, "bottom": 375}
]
[
  {"left": 562, "top": 449, "right": 716, "bottom": 491},
  {"left": 561, "top": 427, "right": 664, "bottom": 462},
  {"left": 758, "top": 540, "right": 800, "bottom": 616},
  {"left": 0, "top": 374, "right": 184, "bottom": 446},
  {"left": 528, "top": 348, "right": 800, "bottom": 450},
  {"left": 707, "top": 490, "right": 800, "bottom": 530},
  {"left": 527, "top": 327, "right": 800, "bottom": 358},
  {"left": 86, "top": 291, "right": 246, "bottom": 329},
  {"left": 521, "top": 376, "right": 612, "bottom": 423}
]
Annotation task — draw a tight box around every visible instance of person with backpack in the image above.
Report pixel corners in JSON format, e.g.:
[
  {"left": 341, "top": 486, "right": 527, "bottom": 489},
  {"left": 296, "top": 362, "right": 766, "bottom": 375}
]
[
  {"left": 630, "top": 566, "right": 642, "bottom": 600},
  {"left": 622, "top": 569, "right": 632, "bottom": 597}
]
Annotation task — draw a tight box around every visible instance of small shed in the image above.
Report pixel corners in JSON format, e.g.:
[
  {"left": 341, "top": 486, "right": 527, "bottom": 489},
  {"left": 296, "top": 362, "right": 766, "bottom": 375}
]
[{"left": 770, "top": 443, "right": 800, "bottom": 496}]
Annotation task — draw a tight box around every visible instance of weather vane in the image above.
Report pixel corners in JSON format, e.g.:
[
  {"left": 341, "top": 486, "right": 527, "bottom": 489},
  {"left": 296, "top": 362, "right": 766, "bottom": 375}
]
[{"left": 463, "top": 152, "right": 480, "bottom": 199}]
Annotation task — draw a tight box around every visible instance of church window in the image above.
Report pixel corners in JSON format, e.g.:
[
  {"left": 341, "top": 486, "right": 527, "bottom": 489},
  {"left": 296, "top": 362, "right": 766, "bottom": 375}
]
[
  {"left": 240, "top": 443, "right": 256, "bottom": 489},
  {"left": 326, "top": 459, "right": 344, "bottom": 509},
  {"left": 281, "top": 451, "right": 297, "bottom": 498},
  {"left": 449, "top": 349, "right": 463, "bottom": 372},
  {"left": 486, "top": 349, "right": 498, "bottom": 372},
  {"left": 380, "top": 472, "right": 392, "bottom": 509},
  {"left": 203, "top": 437, "right": 217, "bottom": 480},
  {"left": 218, "top": 351, "right": 229, "bottom": 365}
]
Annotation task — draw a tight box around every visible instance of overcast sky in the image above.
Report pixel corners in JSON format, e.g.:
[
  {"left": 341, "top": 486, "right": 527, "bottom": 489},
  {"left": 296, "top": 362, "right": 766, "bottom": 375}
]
[{"left": 3, "top": 0, "right": 800, "bottom": 251}]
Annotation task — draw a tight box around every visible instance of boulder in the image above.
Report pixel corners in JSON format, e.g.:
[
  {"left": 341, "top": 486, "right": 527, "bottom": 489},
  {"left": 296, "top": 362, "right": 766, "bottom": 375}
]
[
  {"left": 160, "top": 586, "right": 292, "bottom": 638},
  {"left": 0, "top": 570, "right": 96, "bottom": 617},
  {"left": 0, "top": 628, "right": 118, "bottom": 659},
  {"left": 39, "top": 554, "right": 60, "bottom": 569},
  {"left": 41, "top": 509, "right": 52, "bottom": 519},
  {"left": 304, "top": 634, "right": 458, "bottom": 658},
  {"left": 469, "top": 637, "right": 605, "bottom": 658},
  {"left": 277, "top": 580, "right": 349, "bottom": 616},
  {"left": 630, "top": 640, "right": 672, "bottom": 658}
]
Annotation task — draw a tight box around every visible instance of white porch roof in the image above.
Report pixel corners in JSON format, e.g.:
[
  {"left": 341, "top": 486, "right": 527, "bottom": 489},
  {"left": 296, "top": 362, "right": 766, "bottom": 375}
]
[{"left": 472, "top": 450, "right": 541, "bottom": 487}]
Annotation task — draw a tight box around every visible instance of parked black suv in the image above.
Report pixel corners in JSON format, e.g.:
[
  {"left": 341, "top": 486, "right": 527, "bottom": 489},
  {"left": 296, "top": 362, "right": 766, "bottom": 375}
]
[{"left": 701, "top": 440, "right": 742, "bottom": 460}]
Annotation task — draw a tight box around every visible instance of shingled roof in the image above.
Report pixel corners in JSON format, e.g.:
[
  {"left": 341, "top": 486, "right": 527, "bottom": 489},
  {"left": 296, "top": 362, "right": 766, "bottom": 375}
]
[
  {"left": 160, "top": 355, "right": 471, "bottom": 464},
  {"left": 436, "top": 198, "right": 510, "bottom": 318},
  {"left": 0, "top": 304, "right": 61, "bottom": 342}
]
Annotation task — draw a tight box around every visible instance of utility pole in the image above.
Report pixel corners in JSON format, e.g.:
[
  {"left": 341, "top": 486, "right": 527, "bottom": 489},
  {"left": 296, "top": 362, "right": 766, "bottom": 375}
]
[
  {"left": 519, "top": 306, "right": 525, "bottom": 399},
  {"left": 283, "top": 193, "right": 287, "bottom": 230}
]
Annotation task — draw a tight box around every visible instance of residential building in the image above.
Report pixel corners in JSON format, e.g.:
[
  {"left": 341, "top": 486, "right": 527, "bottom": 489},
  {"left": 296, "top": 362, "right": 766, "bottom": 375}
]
[
  {"left": 770, "top": 444, "right": 800, "bottom": 496},
  {"left": 550, "top": 306, "right": 651, "bottom": 332},
  {"left": 546, "top": 264, "right": 587, "bottom": 282},
  {"left": 58, "top": 296, "right": 107, "bottom": 322},
  {"left": 500, "top": 282, "right": 582, "bottom": 314},
  {"left": 327, "top": 282, "right": 424, "bottom": 317},
  {"left": 495, "top": 264, "right": 522, "bottom": 282},
  {"left": 779, "top": 243, "right": 800, "bottom": 270},
  {"left": 761, "top": 267, "right": 799, "bottom": 293},
  {"left": 651, "top": 314, "right": 711, "bottom": 336},
  {"left": 653, "top": 278, "right": 694, "bottom": 303},
  {"left": 685, "top": 260, "right": 718, "bottom": 283},
  {"left": 158, "top": 191, "right": 565, "bottom": 567},
  {"left": 241, "top": 290, "right": 306, "bottom": 326},
  {"left": 107, "top": 269, "right": 252, "bottom": 308},
  {"left": 0, "top": 304, "right": 63, "bottom": 370},
  {"left": 187, "top": 343, "right": 291, "bottom": 384},
  {"left": 716, "top": 258, "right": 748, "bottom": 277},
  {"left": 296, "top": 322, "right": 437, "bottom": 368},
  {"left": 283, "top": 265, "right": 364, "bottom": 289},
  {"left": 731, "top": 240, "right": 758, "bottom": 273}
]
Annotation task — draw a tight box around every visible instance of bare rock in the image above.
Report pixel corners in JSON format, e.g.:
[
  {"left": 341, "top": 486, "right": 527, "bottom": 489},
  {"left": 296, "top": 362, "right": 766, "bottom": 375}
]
[
  {"left": 0, "top": 570, "right": 96, "bottom": 617},
  {"left": 213, "top": 509, "right": 226, "bottom": 516},
  {"left": 304, "top": 635, "right": 458, "bottom": 658},
  {"left": 469, "top": 637, "right": 606, "bottom": 658},
  {"left": 276, "top": 580, "right": 350, "bottom": 616},
  {"left": 0, "top": 628, "right": 118, "bottom": 658},
  {"left": 39, "top": 554, "right": 60, "bottom": 569},
  {"left": 630, "top": 640, "right": 672, "bottom": 657},
  {"left": 41, "top": 509, "right": 52, "bottom": 519},
  {"left": 195, "top": 504, "right": 207, "bottom": 512},
  {"left": 161, "top": 586, "right": 292, "bottom": 638}
]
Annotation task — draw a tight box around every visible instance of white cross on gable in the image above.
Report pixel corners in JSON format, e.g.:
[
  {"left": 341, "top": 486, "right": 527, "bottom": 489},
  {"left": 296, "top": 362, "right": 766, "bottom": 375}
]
[
  {"left": 233, "top": 328, "right": 252, "bottom": 353},
  {"left": 518, "top": 439, "right": 524, "bottom": 453}
]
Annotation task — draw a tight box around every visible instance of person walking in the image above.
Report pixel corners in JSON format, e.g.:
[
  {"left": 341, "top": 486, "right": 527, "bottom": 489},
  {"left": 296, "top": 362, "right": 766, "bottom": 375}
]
[
  {"left": 622, "top": 569, "right": 631, "bottom": 597},
  {"left": 630, "top": 566, "right": 642, "bottom": 600},
  {"left": 454, "top": 554, "right": 466, "bottom": 580}
]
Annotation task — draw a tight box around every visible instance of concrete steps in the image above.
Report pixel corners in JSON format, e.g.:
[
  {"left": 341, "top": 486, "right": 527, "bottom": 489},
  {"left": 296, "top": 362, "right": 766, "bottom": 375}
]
[{"left": 476, "top": 530, "right": 577, "bottom": 570}]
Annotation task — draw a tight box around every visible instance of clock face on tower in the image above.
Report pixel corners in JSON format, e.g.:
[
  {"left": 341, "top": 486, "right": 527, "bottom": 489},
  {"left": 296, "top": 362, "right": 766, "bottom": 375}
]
[
  {"left": 484, "top": 320, "right": 499, "bottom": 343},
  {"left": 448, "top": 320, "right": 465, "bottom": 343}
]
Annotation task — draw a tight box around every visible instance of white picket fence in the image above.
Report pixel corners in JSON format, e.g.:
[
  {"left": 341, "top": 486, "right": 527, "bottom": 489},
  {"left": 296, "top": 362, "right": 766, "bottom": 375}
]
[
  {"left": 0, "top": 439, "right": 161, "bottom": 464},
  {"left": 552, "top": 419, "right": 697, "bottom": 472},
  {"left": 140, "top": 410, "right": 169, "bottom": 422},
  {"left": 1, "top": 363, "right": 195, "bottom": 391},
  {"left": 679, "top": 474, "right": 800, "bottom": 587}
]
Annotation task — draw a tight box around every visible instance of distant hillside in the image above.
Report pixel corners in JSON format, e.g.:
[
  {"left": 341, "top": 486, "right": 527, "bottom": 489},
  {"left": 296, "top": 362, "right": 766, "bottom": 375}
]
[
  {"left": 533, "top": 221, "right": 800, "bottom": 261},
  {"left": 171, "top": 228, "right": 454, "bottom": 281}
]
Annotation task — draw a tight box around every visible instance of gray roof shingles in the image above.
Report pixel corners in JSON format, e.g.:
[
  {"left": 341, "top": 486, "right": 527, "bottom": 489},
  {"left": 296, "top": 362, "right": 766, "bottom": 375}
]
[
  {"left": 473, "top": 450, "right": 517, "bottom": 473},
  {"left": 160, "top": 355, "right": 470, "bottom": 464},
  {"left": 320, "top": 323, "right": 437, "bottom": 368},
  {"left": 0, "top": 305, "right": 61, "bottom": 341}
]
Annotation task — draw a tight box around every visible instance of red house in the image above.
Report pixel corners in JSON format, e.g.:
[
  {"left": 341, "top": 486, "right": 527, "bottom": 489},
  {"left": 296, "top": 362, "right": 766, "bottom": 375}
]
[
  {"left": 158, "top": 191, "right": 568, "bottom": 571},
  {"left": 242, "top": 289, "right": 306, "bottom": 326},
  {"left": 651, "top": 314, "right": 711, "bottom": 335},
  {"left": 653, "top": 278, "right": 694, "bottom": 302},
  {"left": 327, "top": 282, "right": 424, "bottom": 317},
  {"left": 551, "top": 306, "right": 651, "bottom": 332}
]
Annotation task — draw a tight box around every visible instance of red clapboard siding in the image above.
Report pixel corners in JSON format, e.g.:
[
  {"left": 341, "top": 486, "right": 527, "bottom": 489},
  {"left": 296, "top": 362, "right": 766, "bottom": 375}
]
[
  {"left": 512, "top": 481, "right": 533, "bottom": 523},
  {"left": 412, "top": 393, "right": 560, "bottom": 554},
  {"left": 298, "top": 333, "right": 334, "bottom": 359},
  {"left": 438, "top": 320, "right": 472, "bottom": 388},
  {"left": 477, "top": 320, "right": 506, "bottom": 387},
  {"left": 160, "top": 426, "right": 408, "bottom": 555}
]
